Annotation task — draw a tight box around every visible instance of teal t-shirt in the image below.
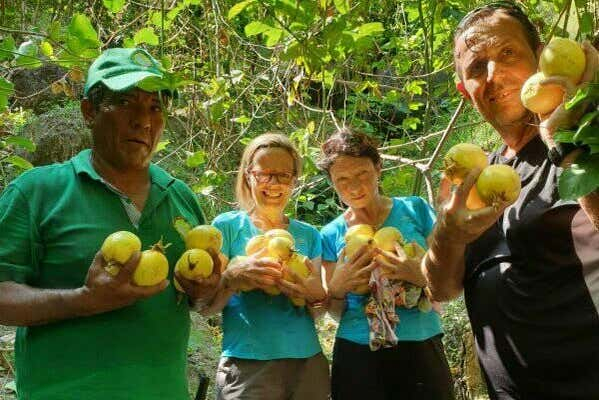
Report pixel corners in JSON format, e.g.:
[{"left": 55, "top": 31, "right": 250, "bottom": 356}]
[
  {"left": 321, "top": 196, "right": 442, "bottom": 345},
  {"left": 212, "top": 211, "right": 323, "bottom": 360},
  {"left": 0, "top": 150, "right": 204, "bottom": 400}
]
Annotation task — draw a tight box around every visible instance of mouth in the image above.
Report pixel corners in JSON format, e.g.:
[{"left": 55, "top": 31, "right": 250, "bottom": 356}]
[
  {"left": 126, "top": 138, "right": 149, "bottom": 147},
  {"left": 489, "top": 89, "right": 517, "bottom": 103},
  {"left": 351, "top": 194, "right": 366, "bottom": 201},
  {"left": 262, "top": 190, "right": 283, "bottom": 199}
]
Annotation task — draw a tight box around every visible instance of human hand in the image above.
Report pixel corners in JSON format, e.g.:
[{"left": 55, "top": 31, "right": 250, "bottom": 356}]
[
  {"left": 82, "top": 251, "right": 168, "bottom": 314},
  {"left": 277, "top": 258, "right": 326, "bottom": 303},
  {"left": 376, "top": 244, "right": 427, "bottom": 287},
  {"left": 328, "top": 245, "right": 377, "bottom": 299},
  {"left": 175, "top": 249, "right": 222, "bottom": 305},
  {"left": 222, "top": 249, "right": 282, "bottom": 292}
]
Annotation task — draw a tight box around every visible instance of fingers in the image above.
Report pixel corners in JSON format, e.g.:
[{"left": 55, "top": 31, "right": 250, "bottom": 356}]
[
  {"left": 277, "top": 280, "right": 303, "bottom": 298},
  {"left": 347, "top": 246, "right": 375, "bottom": 270},
  {"left": 130, "top": 279, "right": 169, "bottom": 298},
  {"left": 452, "top": 167, "right": 481, "bottom": 211},
  {"left": 581, "top": 41, "right": 599, "bottom": 83},
  {"left": 304, "top": 258, "right": 318, "bottom": 276},
  {"left": 206, "top": 249, "right": 223, "bottom": 277},
  {"left": 356, "top": 261, "right": 377, "bottom": 277},
  {"left": 255, "top": 257, "right": 282, "bottom": 270},
  {"left": 436, "top": 175, "right": 453, "bottom": 207},
  {"left": 539, "top": 76, "right": 575, "bottom": 95},
  {"left": 117, "top": 251, "right": 141, "bottom": 281}
]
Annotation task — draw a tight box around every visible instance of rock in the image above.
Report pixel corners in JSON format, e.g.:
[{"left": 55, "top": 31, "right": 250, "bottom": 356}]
[{"left": 19, "top": 105, "right": 91, "bottom": 166}]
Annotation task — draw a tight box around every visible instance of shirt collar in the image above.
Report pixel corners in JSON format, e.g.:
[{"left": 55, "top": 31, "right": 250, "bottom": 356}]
[{"left": 71, "top": 149, "right": 175, "bottom": 190}]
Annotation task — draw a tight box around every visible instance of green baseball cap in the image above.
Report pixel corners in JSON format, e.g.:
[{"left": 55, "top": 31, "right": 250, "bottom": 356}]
[{"left": 84, "top": 47, "right": 169, "bottom": 96}]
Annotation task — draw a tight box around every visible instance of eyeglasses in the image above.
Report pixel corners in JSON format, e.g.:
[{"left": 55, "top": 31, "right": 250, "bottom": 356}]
[{"left": 247, "top": 170, "right": 295, "bottom": 184}]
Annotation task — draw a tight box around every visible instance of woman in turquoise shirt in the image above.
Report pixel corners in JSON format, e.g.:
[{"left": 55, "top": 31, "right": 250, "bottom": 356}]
[
  {"left": 319, "top": 127, "right": 454, "bottom": 399},
  {"left": 204, "top": 133, "right": 329, "bottom": 400}
]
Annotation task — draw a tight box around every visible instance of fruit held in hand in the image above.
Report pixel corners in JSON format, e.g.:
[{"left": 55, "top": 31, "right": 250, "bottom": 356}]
[
  {"left": 283, "top": 254, "right": 310, "bottom": 307},
  {"left": 261, "top": 256, "right": 282, "bottom": 295},
  {"left": 229, "top": 256, "right": 253, "bottom": 291},
  {"left": 245, "top": 235, "right": 268, "bottom": 256},
  {"left": 373, "top": 227, "right": 403, "bottom": 252},
  {"left": 443, "top": 143, "right": 488, "bottom": 184},
  {"left": 174, "top": 248, "right": 214, "bottom": 292},
  {"left": 345, "top": 224, "right": 375, "bottom": 239},
  {"left": 475, "top": 165, "right": 521, "bottom": 206},
  {"left": 267, "top": 236, "right": 294, "bottom": 261},
  {"left": 520, "top": 72, "right": 565, "bottom": 114},
  {"left": 133, "top": 241, "right": 169, "bottom": 286},
  {"left": 264, "top": 229, "right": 294, "bottom": 243},
  {"left": 101, "top": 231, "right": 142, "bottom": 276},
  {"left": 403, "top": 242, "right": 426, "bottom": 259},
  {"left": 185, "top": 225, "right": 223, "bottom": 252},
  {"left": 539, "top": 37, "right": 586, "bottom": 84},
  {"left": 344, "top": 234, "right": 373, "bottom": 259}
]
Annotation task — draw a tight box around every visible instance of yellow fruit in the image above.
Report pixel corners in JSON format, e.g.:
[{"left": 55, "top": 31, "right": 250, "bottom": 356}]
[
  {"left": 185, "top": 225, "right": 223, "bottom": 252},
  {"left": 267, "top": 236, "right": 294, "bottom": 261},
  {"left": 264, "top": 229, "right": 295, "bottom": 244},
  {"left": 466, "top": 186, "right": 487, "bottom": 210},
  {"left": 403, "top": 242, "right": 426, "bottom": 259},
  {"left": 283, "top": 254, "right": 310, "bottom": 307},
  {"left": 101, "top": 231, "right": 142, "bottom": 276},
  {"left": 373, "top": 227, "right": 404, "bottom": 251},
  {"left": 245, "top": 235, "right": 268, "bottom": 256},
  {"left": 345, "top": 224, "right": 374, "bottom": 240},
  {"left": 132, "top": 242, "right": 169, "bottom": 286},
  {"left": 539, "top": 37, "right": 586, "bottom": 84},
  {"left": 176, "top": 249, "right": 213, "bottom": 279},
  {"left": 344, "top": 234, "right": 373, "bottom": 259},
  {"left": 475, "top": 165, "right": 521, "bottom": 206},
  {"left": 520, "top": 72, "right": 565, "bottom": 114},
  {"left": 443, "top": 143, "right": 488, "bottom": 184}
]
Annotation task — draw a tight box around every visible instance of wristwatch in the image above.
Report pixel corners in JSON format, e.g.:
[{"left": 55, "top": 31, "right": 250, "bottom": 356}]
[{"left": 547, "top": 142, "right": 579, "bottom": 166}]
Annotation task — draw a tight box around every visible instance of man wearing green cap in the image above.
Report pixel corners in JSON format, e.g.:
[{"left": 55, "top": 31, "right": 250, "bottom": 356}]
[{"left": 0, "top": 48, "right": 220, "bottom": 399}]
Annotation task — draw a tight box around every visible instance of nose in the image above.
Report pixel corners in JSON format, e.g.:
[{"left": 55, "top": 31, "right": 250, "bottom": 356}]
[
  {"left": 130, "top": 106, "right": 151, "bottom": 132},
  {"left": 486, "top": 60, "right": 499, "bottom": 83}
]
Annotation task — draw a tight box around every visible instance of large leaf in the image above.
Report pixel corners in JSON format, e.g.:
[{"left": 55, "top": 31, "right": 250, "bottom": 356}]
[
  {"left": 186, "top": 150, "right": 206, "bottom": 168},
  {"left": 0, "top": 77, "right": 14, "bottom": 110},
  {"left": 244, "top": 21, "right": 273, "bottom": 36},
  {"left": 5, "top": 136, "right": 36, "bottom": 152},
  {"left": 5, "top": 155, "right": 34, "bottom": 170},
  {"left": 0, "top": 36, "right": 16, "bottom": 61},
  {"left": 565, "top": 83, "right": 599, "bottom": 110},
  {"left": 558, "top": 153, "right": 599, "bottom": 200},
  {"left": 333, "top": 0, "right": 350, "bottom": 14},
  {"left": 66, "top": 14, "right": 101, "bottom": 60},
  {"left": 15, "top": 40, "right": 42, "bottom": 69},
  {"left": 228, "top": 0, "right": 255, "bottom": 20},
  {"left": 134, "top": 27, "right": 159, "bottom": 46},
  {"left": 103, "top": 0, "right": 126, "bottom": 13},
  {"left": 355, "top": 22, "right": 384, "bottom": 38}
]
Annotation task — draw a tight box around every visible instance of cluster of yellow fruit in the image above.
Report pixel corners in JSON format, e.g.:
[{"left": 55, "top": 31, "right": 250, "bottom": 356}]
[
  {"left": 443, "top": 143, "right": 521, "bottom": 209},
  {"left": 521, "top": 37, "right": 587, "bottom": 114},
  {"left": 242, "top": 229, "right": 310, "bottom": 307},
  {"left": 173, "top": 225, "right": 223, "bottom": 292},
  {"left": 101, "top": 231, "right": 169, "bottom": 286}
]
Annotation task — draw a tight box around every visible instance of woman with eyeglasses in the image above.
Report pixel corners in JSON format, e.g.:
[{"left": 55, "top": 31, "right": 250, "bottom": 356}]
[
  {"left": 202, "top": 133, "right": 330, "bottom": 400},
  {"left": 319, "top": 127, "right": 454, "bottom": 400}
]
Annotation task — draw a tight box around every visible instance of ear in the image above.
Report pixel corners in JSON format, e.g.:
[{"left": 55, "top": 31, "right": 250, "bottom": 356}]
[
  {"left": 456, "top": 81, "right": 471, "bottom": 100},
  {"left": 80, "top": 99, "right": 96, "bottom": 125}
]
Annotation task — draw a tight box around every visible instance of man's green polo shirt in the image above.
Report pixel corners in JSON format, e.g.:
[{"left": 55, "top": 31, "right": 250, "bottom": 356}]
[{"left": 0, "top": 149, "right": 205, "bottom": 400}]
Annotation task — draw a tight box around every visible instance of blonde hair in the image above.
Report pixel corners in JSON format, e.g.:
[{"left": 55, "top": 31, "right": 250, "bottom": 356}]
[{"left": 235, "top": 133, "right": 302, "bottom": 211}]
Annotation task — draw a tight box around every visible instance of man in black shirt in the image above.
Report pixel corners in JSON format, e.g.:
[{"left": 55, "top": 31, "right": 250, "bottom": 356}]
[{"left": 423, "top": 3, "right": 599, "bottom": 399}]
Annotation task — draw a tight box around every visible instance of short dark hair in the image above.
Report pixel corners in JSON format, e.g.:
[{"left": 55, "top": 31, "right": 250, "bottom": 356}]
[
  {"left": 454, "top": 1, "right": 540, "bottom": 53},
  {"left": 317, "top": 127, "right": 380, "bottom": 175},
  {"left": 85, "top": 83, "right": 171, "bottom": 110}
]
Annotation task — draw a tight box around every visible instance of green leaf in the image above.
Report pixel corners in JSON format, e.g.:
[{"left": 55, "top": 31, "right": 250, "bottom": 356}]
[
  {"left": 0, "top": 77, "right": 14, "bottom": 110},
  {"left": 103, "top": 0, "right": 126, "bottom": 13},
  {"left": 579, "top": 12, "right": 593, "bottom": 36},
  {"left": 173, "top": 216, "right": 193, "bottom": 239},
  {"left": 333, "top": 0, "right": 350, "bottom": 14},
  {"left": 554, "top": 130, "right": 576, "bottom": 143},
  {"left": 232, "top": 115, "right": 251, "bottom": 124},
  {"left": 66, "top": 14, "right": 101, "bottom": 59},
  {"left": 264, "top": 28, "right": 284, "bottom": 46},
  {"left": 4, "top": 380, "right": 16, "bottom": 393},
  {"left": 355, "top": 22, "right": 384, "bottom": 37},
  {"left": 5, "top": 136, "right": 36, "bottom": 152},
  {"left": 573, "top": 111, "right": 599, "bottom": 143},
  {"left": 565, "top": 83, "right": 599, "bottom": 110},
  {"left": 0, "top": 36, "right": 16, "bottom": 61},
  {"left": 47, "top": 21, "right": 62, "bottom": 42},
  {"left": 244, "top": 21, "right": 273, "bottom": 36},
  {"left": 558, "top": 153, "right": 599, "bottom": 200},
  {"left": 154, "top": 139, "right": 170, "bottom": 153},
  {"left": 402, "top": 116, "right": 421, "bottom": 130},
  {"left": 40, "top": 41, "right": 54, "bottom": 57},
  {"left": 228, "top": 0, "right": 256, "bottom": 20},
  {"left": 186, "top": 150, "right": 206, "bottom": 168},
  {"left": 5, "top": 155, "right": 33, "bottom": 170},
  {"left": 134, "top": 27, "right": 159, "bottom": 46},
  {"left": 15, "top": 40, "right": 42, "bottom": 69}
]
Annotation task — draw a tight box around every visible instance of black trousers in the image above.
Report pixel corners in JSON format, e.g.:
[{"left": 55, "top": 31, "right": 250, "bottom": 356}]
[{"left": 331, "top": 335, "right": 455, "bottom": 400}]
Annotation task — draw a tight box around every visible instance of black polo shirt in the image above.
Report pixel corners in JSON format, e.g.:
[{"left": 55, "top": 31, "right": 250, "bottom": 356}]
[{"left": 464, "top": 135, "right": 599, "bottom": 400}]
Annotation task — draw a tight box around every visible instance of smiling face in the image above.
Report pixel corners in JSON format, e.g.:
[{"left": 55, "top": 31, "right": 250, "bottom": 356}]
[
  {"left": 455, "top": 12, "right": 539, "bottom": 131},
  {"left": 247, "top": 147, "right": 296, "bottom": 214},
  {"left": 83, "top": 88, "right": 165, "bottom": 171},
  {"left": 329, "top": 155, "right": 381, "bottom": 210}
]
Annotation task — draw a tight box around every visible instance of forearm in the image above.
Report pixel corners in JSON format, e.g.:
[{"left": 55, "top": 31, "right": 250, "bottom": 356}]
[
  {"left": 579, "top": 191, "right": 599, "bottom": 230},
  {"left": 0, "top": 281, "right": 93, "bottom": 326},
  {"left": 199, "top": 281, "right": 234, "bottom": 316},
  {"left": 422, "top": 227, "right": 467, "bottom": 302},
  {"left": 326, "top": 297, "right": 346, "bottom": 321}
]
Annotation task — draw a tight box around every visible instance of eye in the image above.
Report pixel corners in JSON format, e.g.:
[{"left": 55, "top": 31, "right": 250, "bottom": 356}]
[
  {"left": 151, "top": 105, "right": 162, "bottom": 112},
  {"left": 119, "top": 98, "right": 130, "bottom": 106},
  {"left": 502, "top": 48, "right": 514, "bottom": 57}
]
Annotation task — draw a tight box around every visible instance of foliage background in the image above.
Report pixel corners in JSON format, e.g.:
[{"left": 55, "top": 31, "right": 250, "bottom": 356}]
[{"left": 0, "top": 0, "right": 597, "bottom": 399}]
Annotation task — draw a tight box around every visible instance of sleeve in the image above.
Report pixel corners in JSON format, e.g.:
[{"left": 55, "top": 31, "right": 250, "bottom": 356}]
[
  {"left": 212, "top": 214, "right": 232, "bottom": 259},
  {"left": 320, "top": 225, "right": 340, "bottom": 263},
  {"left": 413, "top": 196, "right": 436, "bottom": 237},
  {"left": 0, "top": 185, "right": 40, "bottom": 284},
  {"left": 308, "top": 226, "right": 322, "bottom": 260}
]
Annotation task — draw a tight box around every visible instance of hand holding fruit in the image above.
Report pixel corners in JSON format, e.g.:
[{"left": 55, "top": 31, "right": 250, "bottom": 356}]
[
  {"left": 174, "top": 248, "right": 222, "bottom": 304},
  {"left": 375, "top": 243, "right": 427, "bottom": 287},
  {"left": 277, "top": 255, "right": 326, "bottom": 306},
  {"left": 328, "top": 244, "right": 377, "bottom": 299},
  {"left": 82, "top": 250, "right": 168, "bottom": 315},
  {"left": 222, "top": 250, "right": 283, "bottom": 292}
]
